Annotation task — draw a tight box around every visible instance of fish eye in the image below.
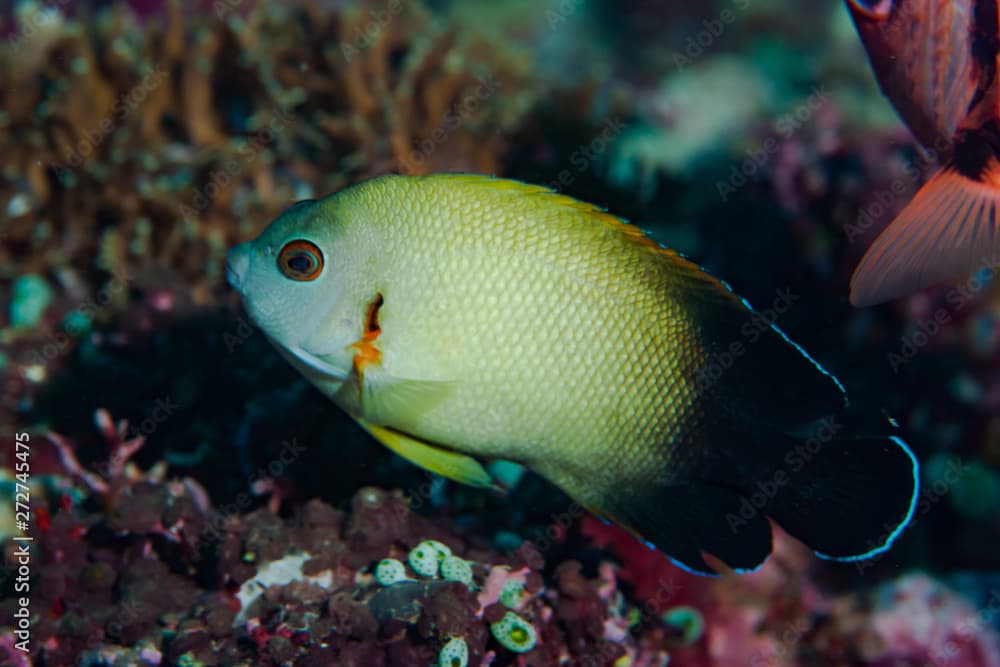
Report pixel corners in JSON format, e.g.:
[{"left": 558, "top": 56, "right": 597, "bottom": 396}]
[
  {"left": 278, "top": 239, "right": 324, "bottom": 281},
  {"left": 846, "top": 0, "right": 893, "bottom": 20}
]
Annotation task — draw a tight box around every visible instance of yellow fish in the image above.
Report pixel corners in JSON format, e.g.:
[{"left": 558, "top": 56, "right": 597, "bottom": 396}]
[{"left": 226, "top": 174, "right": 918, "bottom": 575}]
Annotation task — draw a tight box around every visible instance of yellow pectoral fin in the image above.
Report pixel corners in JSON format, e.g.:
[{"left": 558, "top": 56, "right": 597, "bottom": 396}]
[
  {"left": 359, "top": 371, "right": 456, "bottom": 425},
  {"left": 355, "top": 418, "right": 501, "bottom": 491}
]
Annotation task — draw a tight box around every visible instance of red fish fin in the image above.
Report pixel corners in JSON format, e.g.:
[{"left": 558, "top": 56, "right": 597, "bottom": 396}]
[{"left": 850, "top": 158, "right": 1000, "bottom": 306}]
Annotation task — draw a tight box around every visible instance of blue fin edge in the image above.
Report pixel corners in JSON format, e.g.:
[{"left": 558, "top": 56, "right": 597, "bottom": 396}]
[{"left": 813, "top": 435, "right": 920, "bottom": 562}]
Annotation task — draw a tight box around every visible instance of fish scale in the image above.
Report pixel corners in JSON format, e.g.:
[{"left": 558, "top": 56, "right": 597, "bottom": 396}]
[
  {"left": 228, "top": 173, "right": 919, "bottom": 574},
  {"left": 367, "top": 180, "right": 688, "bottom": 475}
]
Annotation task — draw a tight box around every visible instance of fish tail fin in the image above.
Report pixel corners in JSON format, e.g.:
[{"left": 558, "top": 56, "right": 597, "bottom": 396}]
[
  {"left": 762, "top": 428, "right": 919, "bottom": 563},
  {"left": 595, "top": 425, "right": 918, "bottom": 576},
  {"left": 849, "top": 150, "right": 1000, "bottom": 307}
]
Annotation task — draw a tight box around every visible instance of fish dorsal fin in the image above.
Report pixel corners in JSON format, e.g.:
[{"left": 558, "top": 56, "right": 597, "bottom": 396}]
[
  {"left": 355, "top": 418, "right": 500, "bottom": 490},
  {"left": 683, "top": 283, "right": 848, "bottom": 430},
  {"left": 514, "top": 179, "right": 848, "bottom": 427},
  {"left": 425, "top": 174, "right": 844, "bottom": 426},
  {"left": 426, "top": 173, "right": 720, "bottom": 271},
  {"left": 428, "top": 174, "right": 651, "bottom": 238}
]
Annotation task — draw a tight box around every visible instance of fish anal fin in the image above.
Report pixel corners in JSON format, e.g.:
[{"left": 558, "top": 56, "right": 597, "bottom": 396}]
[
  {"left": 356, "top": 418, "right": 500, "bottom": 491},
  {"left": 765, "top": 433, "right": 919, "bottom": 562},
  {"left": 583, "top": 429, "right": 917, "bottom": 575},
  {"left": 595, "top": 481, "right": 773, "bottom": 576},
  {"left": 850, "top": 155, "right": 1000, "bottom": 306}
]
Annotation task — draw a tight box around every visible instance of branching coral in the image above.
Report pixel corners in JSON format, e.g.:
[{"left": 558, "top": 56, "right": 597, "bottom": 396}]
[
  {"left": 1, "top": 0, "right": 535, "bottom": 288},
  {"left": 0, "top": 0, "right": 539, "bottom": 433}
]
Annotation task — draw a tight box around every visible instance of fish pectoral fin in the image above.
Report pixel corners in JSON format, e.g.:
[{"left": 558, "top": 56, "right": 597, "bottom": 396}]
[
  {"left": 359, "top": 370, "right": 457, "bottom": 425},
  {"left": 355, "top": 418, "right": 501, "bottom": 491}
]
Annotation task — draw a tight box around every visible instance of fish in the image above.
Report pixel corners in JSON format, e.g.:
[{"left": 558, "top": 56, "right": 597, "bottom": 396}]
[
  {"left": 845, "top": 0, "right": 1000, "bottom": 306},
  {"left": 226, "top": 173, "right": 919, "bottom": 575}
]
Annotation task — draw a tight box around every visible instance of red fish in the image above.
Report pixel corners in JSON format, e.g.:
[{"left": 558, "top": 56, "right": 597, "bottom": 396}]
[{"left": 845, "top": 0, "right": 1000, "bottom": 306}]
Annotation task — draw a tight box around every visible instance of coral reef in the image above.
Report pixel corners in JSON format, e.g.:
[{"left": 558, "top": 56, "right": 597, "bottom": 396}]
[
  {"left": 585, "top": 515, "right": 1000, "bottom": 667},
  {"left": 3, "top": 0, "right": 1000, "bottom": 666},
  {"left": 0, "top": 0, "right": 551, "bottom": 439},
  {"left": 0, "top": 414, "right": 648, "bottom": 665},
  {"left": 5, "top": 416, "right": 1000, "bottom": 666},
  {"left": 608, "top": 55, "right": 782, "bottom": 197}
]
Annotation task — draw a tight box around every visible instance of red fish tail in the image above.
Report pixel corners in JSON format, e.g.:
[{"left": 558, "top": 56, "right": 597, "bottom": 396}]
[{"left": 849, "top": 135, "right": 1000, "bottom": 306}]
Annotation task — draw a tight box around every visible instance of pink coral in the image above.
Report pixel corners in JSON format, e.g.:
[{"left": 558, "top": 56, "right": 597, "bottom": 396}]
[
  {"left": 0, "top": 631, "right": 32, "bottom": 667},
  {"left": 863, "top": 574, "right": 1000, "bottom": 667},
  {"left": 477, "top": 566, "right": 531, "bottom": 613}
]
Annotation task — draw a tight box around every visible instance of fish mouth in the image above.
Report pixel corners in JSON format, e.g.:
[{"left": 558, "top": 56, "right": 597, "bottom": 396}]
[
  {"left": 225, "top": 244, "right": 251, "bottom": 293},
  {"left": 225, "top": 262, "right": 242, "bottom": 292},
  {"left": 285, "top": 343, "right": 351, "bottom": 382}
]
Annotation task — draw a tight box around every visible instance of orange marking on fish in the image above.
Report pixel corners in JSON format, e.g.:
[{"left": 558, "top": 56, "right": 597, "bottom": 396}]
[
  {"left": 350, "top": 330, "right": 382, "bottom": 374},
  {"left": 350, "top": 292, "right": 384, "bottom": 389}
]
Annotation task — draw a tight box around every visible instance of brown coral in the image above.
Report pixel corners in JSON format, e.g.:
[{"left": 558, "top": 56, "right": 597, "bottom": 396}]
[
  {"left": 2, "top": 0, "right": 534, "bottom": 295},
  {"left": 0, "top": 0, "right": 539, "bottom": 432}
]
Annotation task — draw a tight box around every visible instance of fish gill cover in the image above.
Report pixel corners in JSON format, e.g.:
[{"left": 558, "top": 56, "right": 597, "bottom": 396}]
[{"left": 0, "top": 0, "right": 999, "bottom": 666}]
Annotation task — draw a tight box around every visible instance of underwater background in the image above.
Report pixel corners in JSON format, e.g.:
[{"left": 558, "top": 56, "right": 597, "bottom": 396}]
[{"left": 2, "top": 0, "right": 1000, "bottom": 665}]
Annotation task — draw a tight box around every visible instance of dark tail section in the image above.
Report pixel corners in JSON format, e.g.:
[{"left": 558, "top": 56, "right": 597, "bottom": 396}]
[
  {"left": 603, "top": 427, "right": 919, "bottom": 576},
  {"left": 764, "top": 432, "right": 919, "bottom": 562},
  {"left": 605, "top": 481, "right": 775, "bottom": 576},
  {"left": 583, "top": 217, "right": 920, "bottom": 574}
]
